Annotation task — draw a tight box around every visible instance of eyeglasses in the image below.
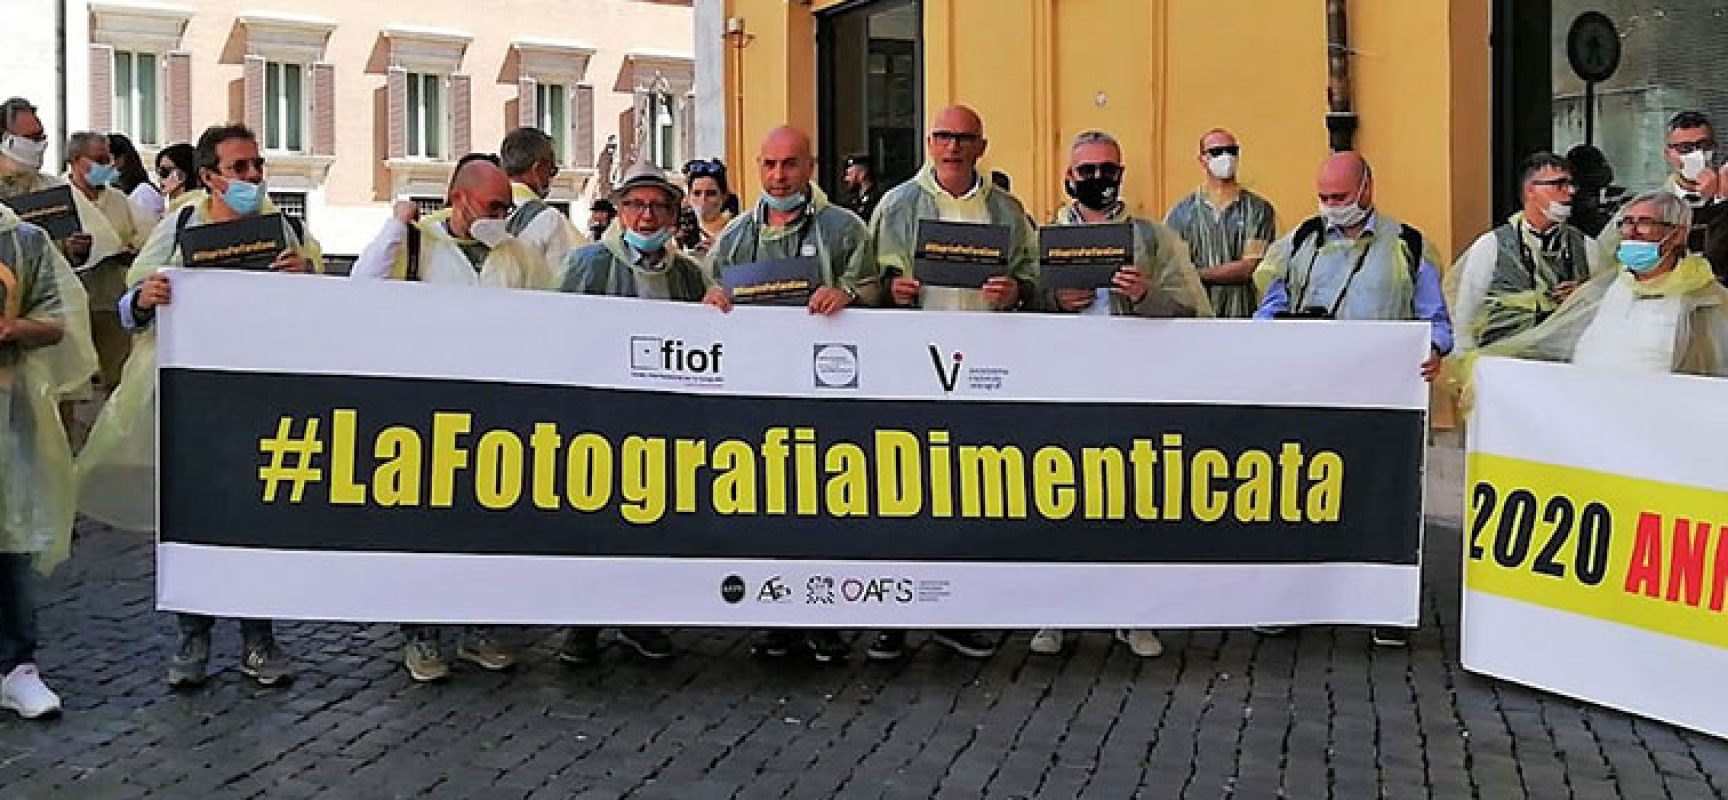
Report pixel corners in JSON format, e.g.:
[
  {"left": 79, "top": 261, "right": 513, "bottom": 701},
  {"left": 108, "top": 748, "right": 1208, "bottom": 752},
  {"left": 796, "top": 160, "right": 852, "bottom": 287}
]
[
  {"left": 1530, "top": 177, "right": 1574, "bottom": 188},
  {"left": 1203, "top": 145, "right": 1240, "bottom": 158},
  {"left": 930, "top": 130, "right": 983, "bottom": 145},
  {"left": 1617, "top": 217, "right": 1677, "bottom": 236},
  {"left": 1668, "top": 138, "right": 1716, "bottom": 155},
  {"left": 620, "top": 199, "right": 677, "bottom": 215},
  {"left": 1073, "top": 162, "right": 1123, "bottom": 181}
]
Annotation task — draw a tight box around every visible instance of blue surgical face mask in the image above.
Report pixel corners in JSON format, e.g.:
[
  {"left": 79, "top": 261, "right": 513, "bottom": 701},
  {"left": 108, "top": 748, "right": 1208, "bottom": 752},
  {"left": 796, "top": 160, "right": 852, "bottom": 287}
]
[
  {"left": 623, "top": 227, "right": 673, "bottom": 253},
  {"left": 761, "top": 190, "right": 808, "bottom": 213},
  {"left": 85, "top": 162, "right": 118, "bottom": 187},
  {"left": 220, "top": 177, "right": 265, "bottom": 216},
  {"left": 1617, "top": 240, "right": 1664, "bottom": 274}
]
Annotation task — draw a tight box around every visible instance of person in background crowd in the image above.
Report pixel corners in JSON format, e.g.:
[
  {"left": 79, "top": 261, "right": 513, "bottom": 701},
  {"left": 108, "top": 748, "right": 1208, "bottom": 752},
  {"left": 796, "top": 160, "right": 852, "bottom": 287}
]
[
  {"left": 1448, "top": 152, "right": 1599, "bottom": 352},
  {"left": 1254, "top": 152, "right": 1452, "bottom": 649},
  {"left": 1659, "top": 111, "right": 1728, "bottom": 283},
  {"left": 682, "top": 158, "right": 735, "bottom": 261},
  {"left": 107, "top": 133, "right": 158, "bottom": 224},
  {"left": 865, "top": 104, "right": 1039, "bottom": 663},
  {"left": 500, "top": 127, "right": 583, "bottom": 280},
  {"left": 140, "top": 143, "right": 201, "bottom": 228},
  {"left": 587, "top": 198, "right": 617, "bottom": 242},
  {"left": 0, "top": 198, "right": 96, "bottom": 720},
  {"left": 841, "top": 153, "right": 879, "bottom": 223},
  {"left": 1164, "top": 128, "right": 1278, "bottom": 318},
  {"left": 556, "top": 161, "right": 729, "bottom": 667},
  {"left": 84, "top": 123, "right": 323, "bottom": 689},
  {"left": 1565, "top": 143, "right": 1619, "bottom": 238},
  {"left": 0, "top": 98, "right": 59, "bottom": 202},
  {"left": 1471, "top": 191, "right": 1728, "bottom": 376},
  {"left": 60, "top": 131, "right": 147, "bottom": 395}
]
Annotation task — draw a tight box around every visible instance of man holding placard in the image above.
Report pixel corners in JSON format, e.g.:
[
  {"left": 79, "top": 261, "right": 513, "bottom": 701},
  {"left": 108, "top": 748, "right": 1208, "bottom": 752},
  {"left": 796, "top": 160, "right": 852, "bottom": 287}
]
[
  {"left": 61, "top": 131, "right": 149, "bottom": 391},
  {"left": 84, "top": 123, "right": 322, "bottom": 689},
  {"left": 863, "top": 105, "right": 1038, "bottom": 662},
  {"left": 708, "top": 125, "right": 877, "bottom": 662},
  {"left": 869, "top": 105, "right": 1037, "bottom": 314},
  {"left": 1028, "top": 129, "right": 1213, "bottom": 660}
]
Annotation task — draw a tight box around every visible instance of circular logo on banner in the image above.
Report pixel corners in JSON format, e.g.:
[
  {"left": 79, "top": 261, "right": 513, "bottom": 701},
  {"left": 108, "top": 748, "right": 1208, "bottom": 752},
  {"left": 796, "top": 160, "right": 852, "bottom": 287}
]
[
  {"left": 813, "top": 343, "right": 860, "bottom": 389},
  {"left": 721, "top": 575, "right": 747, "bottom": 604}
]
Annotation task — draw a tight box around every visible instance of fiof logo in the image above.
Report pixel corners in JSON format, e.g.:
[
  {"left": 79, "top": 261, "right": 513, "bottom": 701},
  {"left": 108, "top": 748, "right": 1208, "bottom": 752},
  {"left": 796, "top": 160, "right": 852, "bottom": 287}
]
[
  {"left": 721, "top": 575, "right": 746, "bottom": 604},
  {"left": 629, "top": 336, "right": 725, "bottom": 385},
  {"left": 928, "top": 344, "right": 962, "bottom": 393}
]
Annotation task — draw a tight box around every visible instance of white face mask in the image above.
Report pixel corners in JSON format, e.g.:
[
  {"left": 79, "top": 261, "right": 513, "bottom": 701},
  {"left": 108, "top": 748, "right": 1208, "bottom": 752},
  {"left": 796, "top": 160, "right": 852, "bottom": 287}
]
[
  {"left": 1319, "top": 200, "right": 1370, "bottom": 230},
  {"left": 1206, "top": 153, "right": 1238, "bottom": 181},
  {"left": 1545, "top": 200, "right": 1573, "bottom": 223},
  {"left": 469, "top": 218, "right": 511, "bottom": 249},
  {"left": 1680, "top": 149, "right": 1712, "bottom": 182},
  {"left": 0, "top": 134, "right": 47, "bottom": 170}
]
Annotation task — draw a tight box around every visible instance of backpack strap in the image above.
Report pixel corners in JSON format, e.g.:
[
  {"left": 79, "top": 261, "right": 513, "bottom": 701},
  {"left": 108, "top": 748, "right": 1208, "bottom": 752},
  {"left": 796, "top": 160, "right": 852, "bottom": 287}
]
[
  {"left": 404, "top": 222, "right": 422, "bottom": 281},
  {"left": 170, "top": 204, "right": 197, "bottom": 259},
  {"left": 1292, "top": 216, "right": 1326, "bottom": 254},
  {"left": 506, "top": 199, "right": 551, "bottom": 237},
  {"left": 1398, "top": 223, "right": 1426, "bottom": 281}
]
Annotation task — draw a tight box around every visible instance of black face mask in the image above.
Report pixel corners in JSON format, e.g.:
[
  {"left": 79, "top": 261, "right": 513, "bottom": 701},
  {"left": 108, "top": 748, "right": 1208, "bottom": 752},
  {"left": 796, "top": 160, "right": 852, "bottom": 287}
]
[{"left": 1065, "top": 176, "right": 1121, "bottom": 211}]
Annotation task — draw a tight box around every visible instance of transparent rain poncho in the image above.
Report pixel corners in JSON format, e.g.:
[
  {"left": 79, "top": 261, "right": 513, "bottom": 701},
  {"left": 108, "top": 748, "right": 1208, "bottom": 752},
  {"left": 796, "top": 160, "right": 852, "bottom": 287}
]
[{"left": 1047, "top": 200, "right": 1214, "bottom": 318}]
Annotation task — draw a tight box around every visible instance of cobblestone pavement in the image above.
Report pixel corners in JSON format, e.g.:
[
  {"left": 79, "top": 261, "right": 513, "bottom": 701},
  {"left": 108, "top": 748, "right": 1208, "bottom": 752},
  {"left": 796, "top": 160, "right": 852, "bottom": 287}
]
[{"left": 1, "top": 444, "right": 1725, "bottom": 799}]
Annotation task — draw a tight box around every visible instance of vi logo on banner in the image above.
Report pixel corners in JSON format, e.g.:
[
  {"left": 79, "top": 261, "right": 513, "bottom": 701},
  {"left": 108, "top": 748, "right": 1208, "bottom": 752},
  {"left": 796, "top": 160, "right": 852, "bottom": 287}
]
[{"left": 928, "top": 344, "right": 963, "bottom": 393}]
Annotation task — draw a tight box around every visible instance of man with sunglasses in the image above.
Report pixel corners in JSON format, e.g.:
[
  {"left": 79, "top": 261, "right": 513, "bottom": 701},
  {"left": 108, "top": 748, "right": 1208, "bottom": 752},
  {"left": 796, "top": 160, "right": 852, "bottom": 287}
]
[
  {"left": 501, "top": 127, "right": 584, "bottom": 281},
  {"left": 100, "top": 123, "right": 323, "bottom": 689},
  {"left": 1476, "top": 190, "right": 1728, "bottom": 376},
  {"left": 1449, "top": 152, "right": 1599, "bottom": 352},
  {"left": 352, "top": 153, "right": 557, "bottom": 291},
  {"left": 0, "top": 98, "right": 61, "bottom": 203},
  {"left": 1253, "top": 151, "right": 1452, "bottom": 649},
  {"left": 1661, "top": 112, "right": 1728, "bottom": 282},
  {"left": 555, "top": 162, "right": 728, "bottom": 667},
  {"left": 864, "top": 105, "right": 1038, "bottom": 663},
  {"left": 1165, "top": 129, "right": 1278, "bottom": 318}
]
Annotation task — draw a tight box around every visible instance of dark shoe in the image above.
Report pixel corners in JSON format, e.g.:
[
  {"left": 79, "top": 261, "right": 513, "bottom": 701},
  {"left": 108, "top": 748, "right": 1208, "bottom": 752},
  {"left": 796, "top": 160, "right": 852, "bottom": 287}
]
[
  {"left": 167, "top": 629, "right": 211, "bottom": 688},
  {"left": 557, "top": 628, "right": 601, "bottom": 666},
  {"left": 866, "top": 631, "right": 906, "bottom": 661},
  {"left": 752, "top": 629, "right": 797, "bottom": 659},
  {"left": 618, "top": 627, "right": 674, "bottom": 660},
  {"left": 933, "top": 630, "right": 997, "bottom": 659},
  {"left": 240, "top": 640, "right": 294, "bottom": 687},
  {"left": 1371, "top": 627, "right": 1411, "bottom": 648},
  {"left": 804, "top": 630, "right": 850, "bottom": 664}
]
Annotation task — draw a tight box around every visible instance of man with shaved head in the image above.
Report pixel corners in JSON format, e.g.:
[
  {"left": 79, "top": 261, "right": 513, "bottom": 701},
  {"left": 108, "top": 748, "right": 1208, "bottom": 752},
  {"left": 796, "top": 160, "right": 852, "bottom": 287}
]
[
  {"left": 869, "top": 105, "right": 1038, "bottom": 314},
  {"left": 707, "top": 125, "right": 879, "bottom": 664},
  {"left": 349, "top": 153, "right": 555, "bottom": 683},
  {"left": 1252, "top": 151, "right": 1452, "bottom": 649},
  {"left": 709, "top": 125, "right": 880, "bottom": 317},
  {"left": 863, "top": 105, "right": 1039, "bottom": 663},
  {"left": 350, "top": 152, "right": 555, "bottom": 289}
]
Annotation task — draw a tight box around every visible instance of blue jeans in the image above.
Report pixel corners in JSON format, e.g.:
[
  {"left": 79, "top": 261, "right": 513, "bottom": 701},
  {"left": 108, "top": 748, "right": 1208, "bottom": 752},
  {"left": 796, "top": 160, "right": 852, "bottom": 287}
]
[{"left": 0, "top": 553, "right": 38, "bottom": 674}]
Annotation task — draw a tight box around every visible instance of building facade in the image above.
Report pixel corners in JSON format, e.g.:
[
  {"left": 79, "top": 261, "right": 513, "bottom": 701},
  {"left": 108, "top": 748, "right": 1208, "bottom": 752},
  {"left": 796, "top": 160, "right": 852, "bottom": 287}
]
[{"left": 69, "top": 0, "right": 696, "bottom": 255}]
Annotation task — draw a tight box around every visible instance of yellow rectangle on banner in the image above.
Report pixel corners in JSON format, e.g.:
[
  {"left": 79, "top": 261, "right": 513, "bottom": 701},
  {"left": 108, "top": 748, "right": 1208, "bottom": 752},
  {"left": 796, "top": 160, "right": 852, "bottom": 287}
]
[{"left": 1465, "top": 453, "right": 1728, "bottom": 650}]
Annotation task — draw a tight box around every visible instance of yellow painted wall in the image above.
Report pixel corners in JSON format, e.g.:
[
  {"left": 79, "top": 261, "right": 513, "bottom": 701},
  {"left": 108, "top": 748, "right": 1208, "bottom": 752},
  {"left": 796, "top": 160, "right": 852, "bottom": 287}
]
[{"left": 726, "top": 0, "right": 1491, "bottom": 260}]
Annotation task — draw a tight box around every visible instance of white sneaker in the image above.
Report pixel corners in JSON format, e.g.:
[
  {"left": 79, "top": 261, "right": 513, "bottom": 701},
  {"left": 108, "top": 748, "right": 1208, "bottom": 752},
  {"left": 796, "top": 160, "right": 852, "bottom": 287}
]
[
  {"left": 1, "top": 664, "right": 62, "bottom": 719},
  {"left": 1029, "top": 629, "right": 1064, "bottom": 655},
  {"left": 1115, "top": 629, "right": 1164, "bottom": 658}
]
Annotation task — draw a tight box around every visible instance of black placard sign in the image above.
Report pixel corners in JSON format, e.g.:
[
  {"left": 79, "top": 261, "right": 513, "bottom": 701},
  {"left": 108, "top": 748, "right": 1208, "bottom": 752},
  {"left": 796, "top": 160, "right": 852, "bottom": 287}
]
[
  {"left": 179, "top": 214, "right": 290, "bottom": 271},
  {"left": 1039, "top": 223, "right": 1132, "bottom": 290},
  {"left": 721, "top": 257, "right": 821, "bottom": 306},
  {"left": 2, "top": 185, "right": 80, "bottom": 239},
  {"left": 914, "top": 220, "right": 1010, "bottom": 288}
]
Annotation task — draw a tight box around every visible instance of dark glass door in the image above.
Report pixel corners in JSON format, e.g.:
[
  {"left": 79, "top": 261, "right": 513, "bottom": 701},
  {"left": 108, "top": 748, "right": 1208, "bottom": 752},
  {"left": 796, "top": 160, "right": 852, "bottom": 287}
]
[{"left": 818, "top": 0, "right": 922, "bottom": 199}]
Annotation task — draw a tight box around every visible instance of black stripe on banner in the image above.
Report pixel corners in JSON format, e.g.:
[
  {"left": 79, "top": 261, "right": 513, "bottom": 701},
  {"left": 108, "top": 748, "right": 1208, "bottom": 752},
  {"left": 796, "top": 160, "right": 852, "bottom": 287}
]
[{"left": 161, "top": 369, "right": 1425, "bottom": 564}]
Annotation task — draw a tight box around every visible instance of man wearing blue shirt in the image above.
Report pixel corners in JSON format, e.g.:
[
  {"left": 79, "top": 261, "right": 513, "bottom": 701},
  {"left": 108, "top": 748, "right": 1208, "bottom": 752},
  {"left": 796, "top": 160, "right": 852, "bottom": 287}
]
[{"left": 1251, "top": 150, "right": 1451, "bottom": 648}]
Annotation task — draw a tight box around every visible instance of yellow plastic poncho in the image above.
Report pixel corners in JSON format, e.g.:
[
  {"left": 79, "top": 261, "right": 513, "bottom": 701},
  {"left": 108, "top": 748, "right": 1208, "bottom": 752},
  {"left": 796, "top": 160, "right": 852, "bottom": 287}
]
[
  {"left": 1046, "top": 201, "right": 1214, "bottom": 318},
  {"left": 0, "top": 205, "right": 97, "bottom": 573},
  {"left": 708, "top": 184, "right": 883, "bottom": 306},
  {"left": 869, "top": 164, "right": 1039, "bottom": 311},
  {"left": 379, "top": 208, "right": 558, "bottom": 289},
  {"left": 75, "top": 195, "right": 323, "bottom": 533},
  {"left": 1443, "top": 213, "right": 1603, "bottom": 352}
]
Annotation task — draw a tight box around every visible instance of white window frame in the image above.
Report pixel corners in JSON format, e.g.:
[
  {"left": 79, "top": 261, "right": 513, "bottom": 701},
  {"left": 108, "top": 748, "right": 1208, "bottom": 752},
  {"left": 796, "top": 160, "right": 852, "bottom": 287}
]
[
  {"left": 111, "top": 48, "right": 163, "bottom": 146},
  {"left": 535, "top": 82, "right": 568, "bottom": 164},
  {"left": 404, "top": 71, "right": 448, "bottom": 161},
  {"left": 262, "top": 60, "right": 309, "bottom": 154},
  {"left": 648, "top": 90, "right": 677, "bottom": 170}
]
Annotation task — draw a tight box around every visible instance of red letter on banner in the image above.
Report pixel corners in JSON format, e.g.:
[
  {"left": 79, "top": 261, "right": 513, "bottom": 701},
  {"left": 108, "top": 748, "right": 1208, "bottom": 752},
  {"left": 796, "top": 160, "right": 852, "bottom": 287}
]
[
  {"left": 1666, "top": 519, "right": 1710, "bottom": 607},
  {"left": 1710, "top": 523, "right": 1728, "bottom": 612},
  {"left": 1624, "top": 512, "right": 1665, "bottom": 598}
]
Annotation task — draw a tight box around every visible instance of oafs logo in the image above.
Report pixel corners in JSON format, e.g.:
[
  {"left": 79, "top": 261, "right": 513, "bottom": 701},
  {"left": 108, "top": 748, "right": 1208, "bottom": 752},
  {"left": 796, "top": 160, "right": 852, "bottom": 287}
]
[
  {"left": 721, "top": 575, "right": 747, "bottom": 604},
  {"left": 630, "top": 336, "right": 725, "bottom": 386},
  {"left": 813, "top": 343, "right": 859, "bottom": 389}
]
